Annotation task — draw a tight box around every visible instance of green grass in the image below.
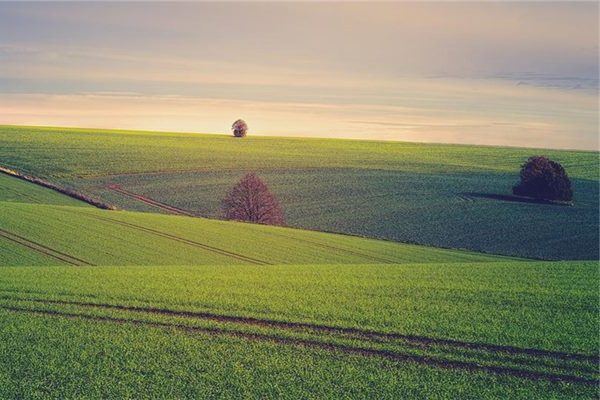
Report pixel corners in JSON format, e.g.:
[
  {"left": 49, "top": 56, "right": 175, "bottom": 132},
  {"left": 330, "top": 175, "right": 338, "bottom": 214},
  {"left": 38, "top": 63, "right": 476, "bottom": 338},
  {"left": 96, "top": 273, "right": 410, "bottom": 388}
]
[
  {"left": 0, "top": 172, "right": 597, "bottom": 398},
  {"left": 0, "top": 202, "right": 509, "bottom": 266},
  {"left": 0, "top": 261, "right": 596, "bottom": 399},
  {"left": 1, "top": 310, "right": 594, "bottom": 399},
  {"left": 1, "top": 125, "right": 596, "bottom": 179},
  {"left": 0, "top": 171, "right": 600, "bottom": 399},
  {"left": 0, "top": 261, "right": 595, "bottom": 353},
  {"left": 1, "top": 125, "right": 597, "bottom": 259},
  {"left": 0, "top": 172, "right": 89, "bottom": 206}
]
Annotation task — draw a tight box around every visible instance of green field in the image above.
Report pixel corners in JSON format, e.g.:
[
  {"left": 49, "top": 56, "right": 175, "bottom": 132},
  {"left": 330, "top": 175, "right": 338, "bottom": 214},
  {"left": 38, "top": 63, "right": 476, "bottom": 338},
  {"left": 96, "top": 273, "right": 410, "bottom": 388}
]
[
  {"left": 1, "top": 202, "right": 510, "bottom": 267},
  {"left": 0, "top": 169, "right": 506, "bottom": 267},
  {"left": 1, "top": 125, "right": 598, "bottom": 260},
  {"left": 0, "top": 172, "right": 89, "bottom": 207},
  {"left": 0, "top": 261, "right": 597, "bottom": 399},
  {"left": 0, "top": 130, "right": 598, "bottom": 398}
]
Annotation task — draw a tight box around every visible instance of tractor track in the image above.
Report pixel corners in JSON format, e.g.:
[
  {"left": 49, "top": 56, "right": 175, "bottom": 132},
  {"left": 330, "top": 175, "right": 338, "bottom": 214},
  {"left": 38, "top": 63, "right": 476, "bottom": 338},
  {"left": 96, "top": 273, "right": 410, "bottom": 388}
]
[
  {"left": 260, "top": 229, "right": 400, "bottom": 264},
  {"left": 101, "top": 185, "right": 396, "bottom": 264},
  {"left": 0, "top": 303, "right": 596, "bottom": 386},
  {"left": 0, "top": 292, "right": 594, "bottom": 363},
  {"left": 0, "top": 185, "right": 39, "bottom": 202},
  {"left": 0, "top": 229, "right": 93, "bottom": 266},
  {"left": 66, "top": 209, "right": 269, "bottom": 265},
  {"left": 104, "top": 184, "right": 195, "bottom": 216}
]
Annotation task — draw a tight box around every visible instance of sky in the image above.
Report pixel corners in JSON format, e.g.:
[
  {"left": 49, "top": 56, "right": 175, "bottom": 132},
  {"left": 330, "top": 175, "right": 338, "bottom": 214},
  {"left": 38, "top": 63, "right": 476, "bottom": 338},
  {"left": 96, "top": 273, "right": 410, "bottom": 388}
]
[{"left": 0, "top": 2, "right": 598, "bottom": 150}]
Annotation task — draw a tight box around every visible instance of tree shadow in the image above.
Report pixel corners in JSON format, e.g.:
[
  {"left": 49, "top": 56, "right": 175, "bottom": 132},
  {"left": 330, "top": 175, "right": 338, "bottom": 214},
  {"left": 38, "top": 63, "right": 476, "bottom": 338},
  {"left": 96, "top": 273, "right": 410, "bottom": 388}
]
[{"left": 461, "top": 192, "right": 573, "bottom": 206}]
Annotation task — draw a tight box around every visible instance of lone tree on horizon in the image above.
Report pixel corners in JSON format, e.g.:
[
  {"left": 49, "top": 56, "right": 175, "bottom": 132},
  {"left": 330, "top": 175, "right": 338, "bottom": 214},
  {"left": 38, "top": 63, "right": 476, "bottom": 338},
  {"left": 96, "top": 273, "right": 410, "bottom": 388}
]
[
  {"left": 513, "top": 156, "right": 573, "bottom": 202},
  {"left": 222, "top": 173, "right": 284, "bottom": 225},
  {"left": 232, "top": 119, "right": 248, "bottom": 137}
]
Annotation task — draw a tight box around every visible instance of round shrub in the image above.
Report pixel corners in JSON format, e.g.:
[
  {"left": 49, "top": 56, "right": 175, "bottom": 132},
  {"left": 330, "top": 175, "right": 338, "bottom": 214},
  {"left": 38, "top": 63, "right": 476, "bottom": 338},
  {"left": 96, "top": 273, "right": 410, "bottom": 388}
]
[
  {"left": 232, "top": 119, "right": 248, "bottom": 138},
  {"left": 513, "top": 156, "right": 573, "bottom": 201}
]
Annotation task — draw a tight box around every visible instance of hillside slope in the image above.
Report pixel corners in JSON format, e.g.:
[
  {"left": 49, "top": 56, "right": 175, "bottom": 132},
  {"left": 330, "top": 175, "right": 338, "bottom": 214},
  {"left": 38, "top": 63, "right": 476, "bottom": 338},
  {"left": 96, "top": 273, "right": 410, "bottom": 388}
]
[
  {"left": 0, "top": 174, "right": 508, "bottom": 266},
  {"left": 1, "top": 125, "right": 598, "bottom": 259},
  {"left": 0, "top": 202, "right": 509, "bottom": 267},
  {"left": 0, "top": 167, "right": 596, "bottom": 398}
]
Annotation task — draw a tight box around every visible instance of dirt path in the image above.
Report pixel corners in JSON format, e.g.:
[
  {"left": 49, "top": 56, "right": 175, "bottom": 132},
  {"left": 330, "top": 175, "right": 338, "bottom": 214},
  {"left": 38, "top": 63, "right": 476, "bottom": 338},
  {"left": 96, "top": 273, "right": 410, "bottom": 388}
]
[{"left": 0, "top": 167, "right": 115, "bottom": 209}]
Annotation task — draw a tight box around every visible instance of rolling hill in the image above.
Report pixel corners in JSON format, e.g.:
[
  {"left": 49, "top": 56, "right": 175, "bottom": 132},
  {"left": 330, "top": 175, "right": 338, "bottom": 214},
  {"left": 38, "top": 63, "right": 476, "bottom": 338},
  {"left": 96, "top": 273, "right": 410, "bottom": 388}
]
[
  {"left": 0, "top": 173, "right": 508, "bottom": 267},
  {"left": 0, "top": 131, "right": 597, "bottom": 398},
  {"left": 1, "top": 125, "right": 597, "bottom": 260}
]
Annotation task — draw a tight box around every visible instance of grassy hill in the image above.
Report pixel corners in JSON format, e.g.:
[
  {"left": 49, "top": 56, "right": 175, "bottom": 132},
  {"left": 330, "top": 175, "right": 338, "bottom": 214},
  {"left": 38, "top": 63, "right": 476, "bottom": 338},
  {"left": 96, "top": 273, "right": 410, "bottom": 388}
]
[
  {"left": 1, "top": 202, "right": 510, "bottom": 267},
  {"left": 0, "top": 172, "right": 507, "bottom": 267},
  {"left": 1, "top": 125, "right": 598, "bottom": 260},
  {"left": 0, "top": 172, "right": 89, "bottom": 207},
  {"left": 0, "top": 171, "right": 597, "bottom": 398}
]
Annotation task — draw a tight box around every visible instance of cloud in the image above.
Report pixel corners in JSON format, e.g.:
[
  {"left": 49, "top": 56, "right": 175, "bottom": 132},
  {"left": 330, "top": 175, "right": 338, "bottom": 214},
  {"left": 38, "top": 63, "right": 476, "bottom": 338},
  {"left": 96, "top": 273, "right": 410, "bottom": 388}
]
[{"left": 0, "top": 3, "right": 597, "bottom": 150}]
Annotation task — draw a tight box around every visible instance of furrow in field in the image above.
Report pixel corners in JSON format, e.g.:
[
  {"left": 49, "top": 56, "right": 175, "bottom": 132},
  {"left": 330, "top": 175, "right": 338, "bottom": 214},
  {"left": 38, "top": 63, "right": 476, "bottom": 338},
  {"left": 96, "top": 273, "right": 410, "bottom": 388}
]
[
  {"left": 0, "top": 292, "right": 594, "bottom": 363},
  {"left": 0, "top": 229, "right": 93, "bottom": 266},
  {"left": 258, "top": 229, "right": 401, "bottom": 264},
  {"left": 105, "top": 184, "right": 195, "bottom": 216},
  {"left": 0, "top": 186, "right": 38, "bottom": 202},
  {"left": 65, "top": 209, "right": 270, "bottom": 265},
  {"left": 0, "top": 304, "right": 596, "bottom": 386}
]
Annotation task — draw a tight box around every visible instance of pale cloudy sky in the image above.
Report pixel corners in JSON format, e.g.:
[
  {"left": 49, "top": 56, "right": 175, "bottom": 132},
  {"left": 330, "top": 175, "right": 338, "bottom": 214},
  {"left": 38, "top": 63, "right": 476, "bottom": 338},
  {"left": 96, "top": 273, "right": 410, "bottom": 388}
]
[{"left": 0, "top": 2, "right": 598, "bottom": 150}]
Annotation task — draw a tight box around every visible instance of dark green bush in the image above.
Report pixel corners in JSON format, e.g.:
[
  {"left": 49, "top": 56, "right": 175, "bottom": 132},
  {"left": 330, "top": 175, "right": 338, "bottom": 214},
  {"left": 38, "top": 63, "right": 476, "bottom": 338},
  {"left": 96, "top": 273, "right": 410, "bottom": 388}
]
[{"left": 513, "top": 156, "right": 573, "bottom": 201}]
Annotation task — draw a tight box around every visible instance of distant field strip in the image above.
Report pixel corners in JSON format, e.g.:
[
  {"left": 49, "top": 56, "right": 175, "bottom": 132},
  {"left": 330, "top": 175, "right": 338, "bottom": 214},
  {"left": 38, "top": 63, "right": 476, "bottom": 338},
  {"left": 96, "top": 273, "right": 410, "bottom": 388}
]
[
  {"left": 257, "top": 229, "right": 402, "bottom": 264},
  {"left": 0, "top": 296, "right": 595, "bottom": 386},
  {"left": 85, "top": 210, "right": 408, "bottom": 265},
  {"left": 0, "top": 228, "right": 93, "bottom": 266},
  {"left": 101, "top": 182, "right": 422, "bottom": 268}
]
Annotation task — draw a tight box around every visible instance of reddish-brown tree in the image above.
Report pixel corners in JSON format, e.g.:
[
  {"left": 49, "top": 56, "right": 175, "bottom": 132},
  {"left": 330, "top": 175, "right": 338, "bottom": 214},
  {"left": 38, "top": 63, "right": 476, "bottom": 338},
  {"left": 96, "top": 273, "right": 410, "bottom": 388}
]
[
  {"left": 222, "top": 173, "right": 284, "bottom": 225},
  {"left": 513, "top": 156, "right": 573, "bottom": 201}
]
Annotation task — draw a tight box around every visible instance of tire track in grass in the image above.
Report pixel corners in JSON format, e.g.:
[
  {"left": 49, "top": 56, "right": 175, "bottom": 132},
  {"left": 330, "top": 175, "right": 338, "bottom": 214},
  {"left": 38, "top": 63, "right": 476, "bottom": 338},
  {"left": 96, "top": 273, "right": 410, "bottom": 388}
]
[
  {"left": 104, "top": 184, "right": 195, "bottom": 216},
  {"left": 0, "top": 229, "right": 93, "bottom": 266},
  {"left": 0, "top": 304, "right": 596, "bottom": 386},
  {"left": 9, "top": 286, "right": 585, "bottom": 375},
  {"left": 66, "top": 209, "right": 269, "bottom": 265},
  {"left": 0, "top": 292, "right": 594, "bottom": 363},
  {"left": 0, "top": 185, "right": 39, "bottom": 203},
  {"left": 258, "top": 229, "right": 401, "bottom": 264},
  {"left": 104, "top": 183, "right": 396, "bottom": 264}
]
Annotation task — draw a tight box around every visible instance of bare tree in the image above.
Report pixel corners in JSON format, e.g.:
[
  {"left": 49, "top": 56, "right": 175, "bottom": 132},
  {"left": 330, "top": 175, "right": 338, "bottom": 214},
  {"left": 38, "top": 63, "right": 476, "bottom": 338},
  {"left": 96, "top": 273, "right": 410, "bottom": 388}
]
[
  {"left": 232, "top": 119, "right": 248, "bottom": 137},
  {"left": 222, "top": 173, "right": 284, "bottom": 225}
]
